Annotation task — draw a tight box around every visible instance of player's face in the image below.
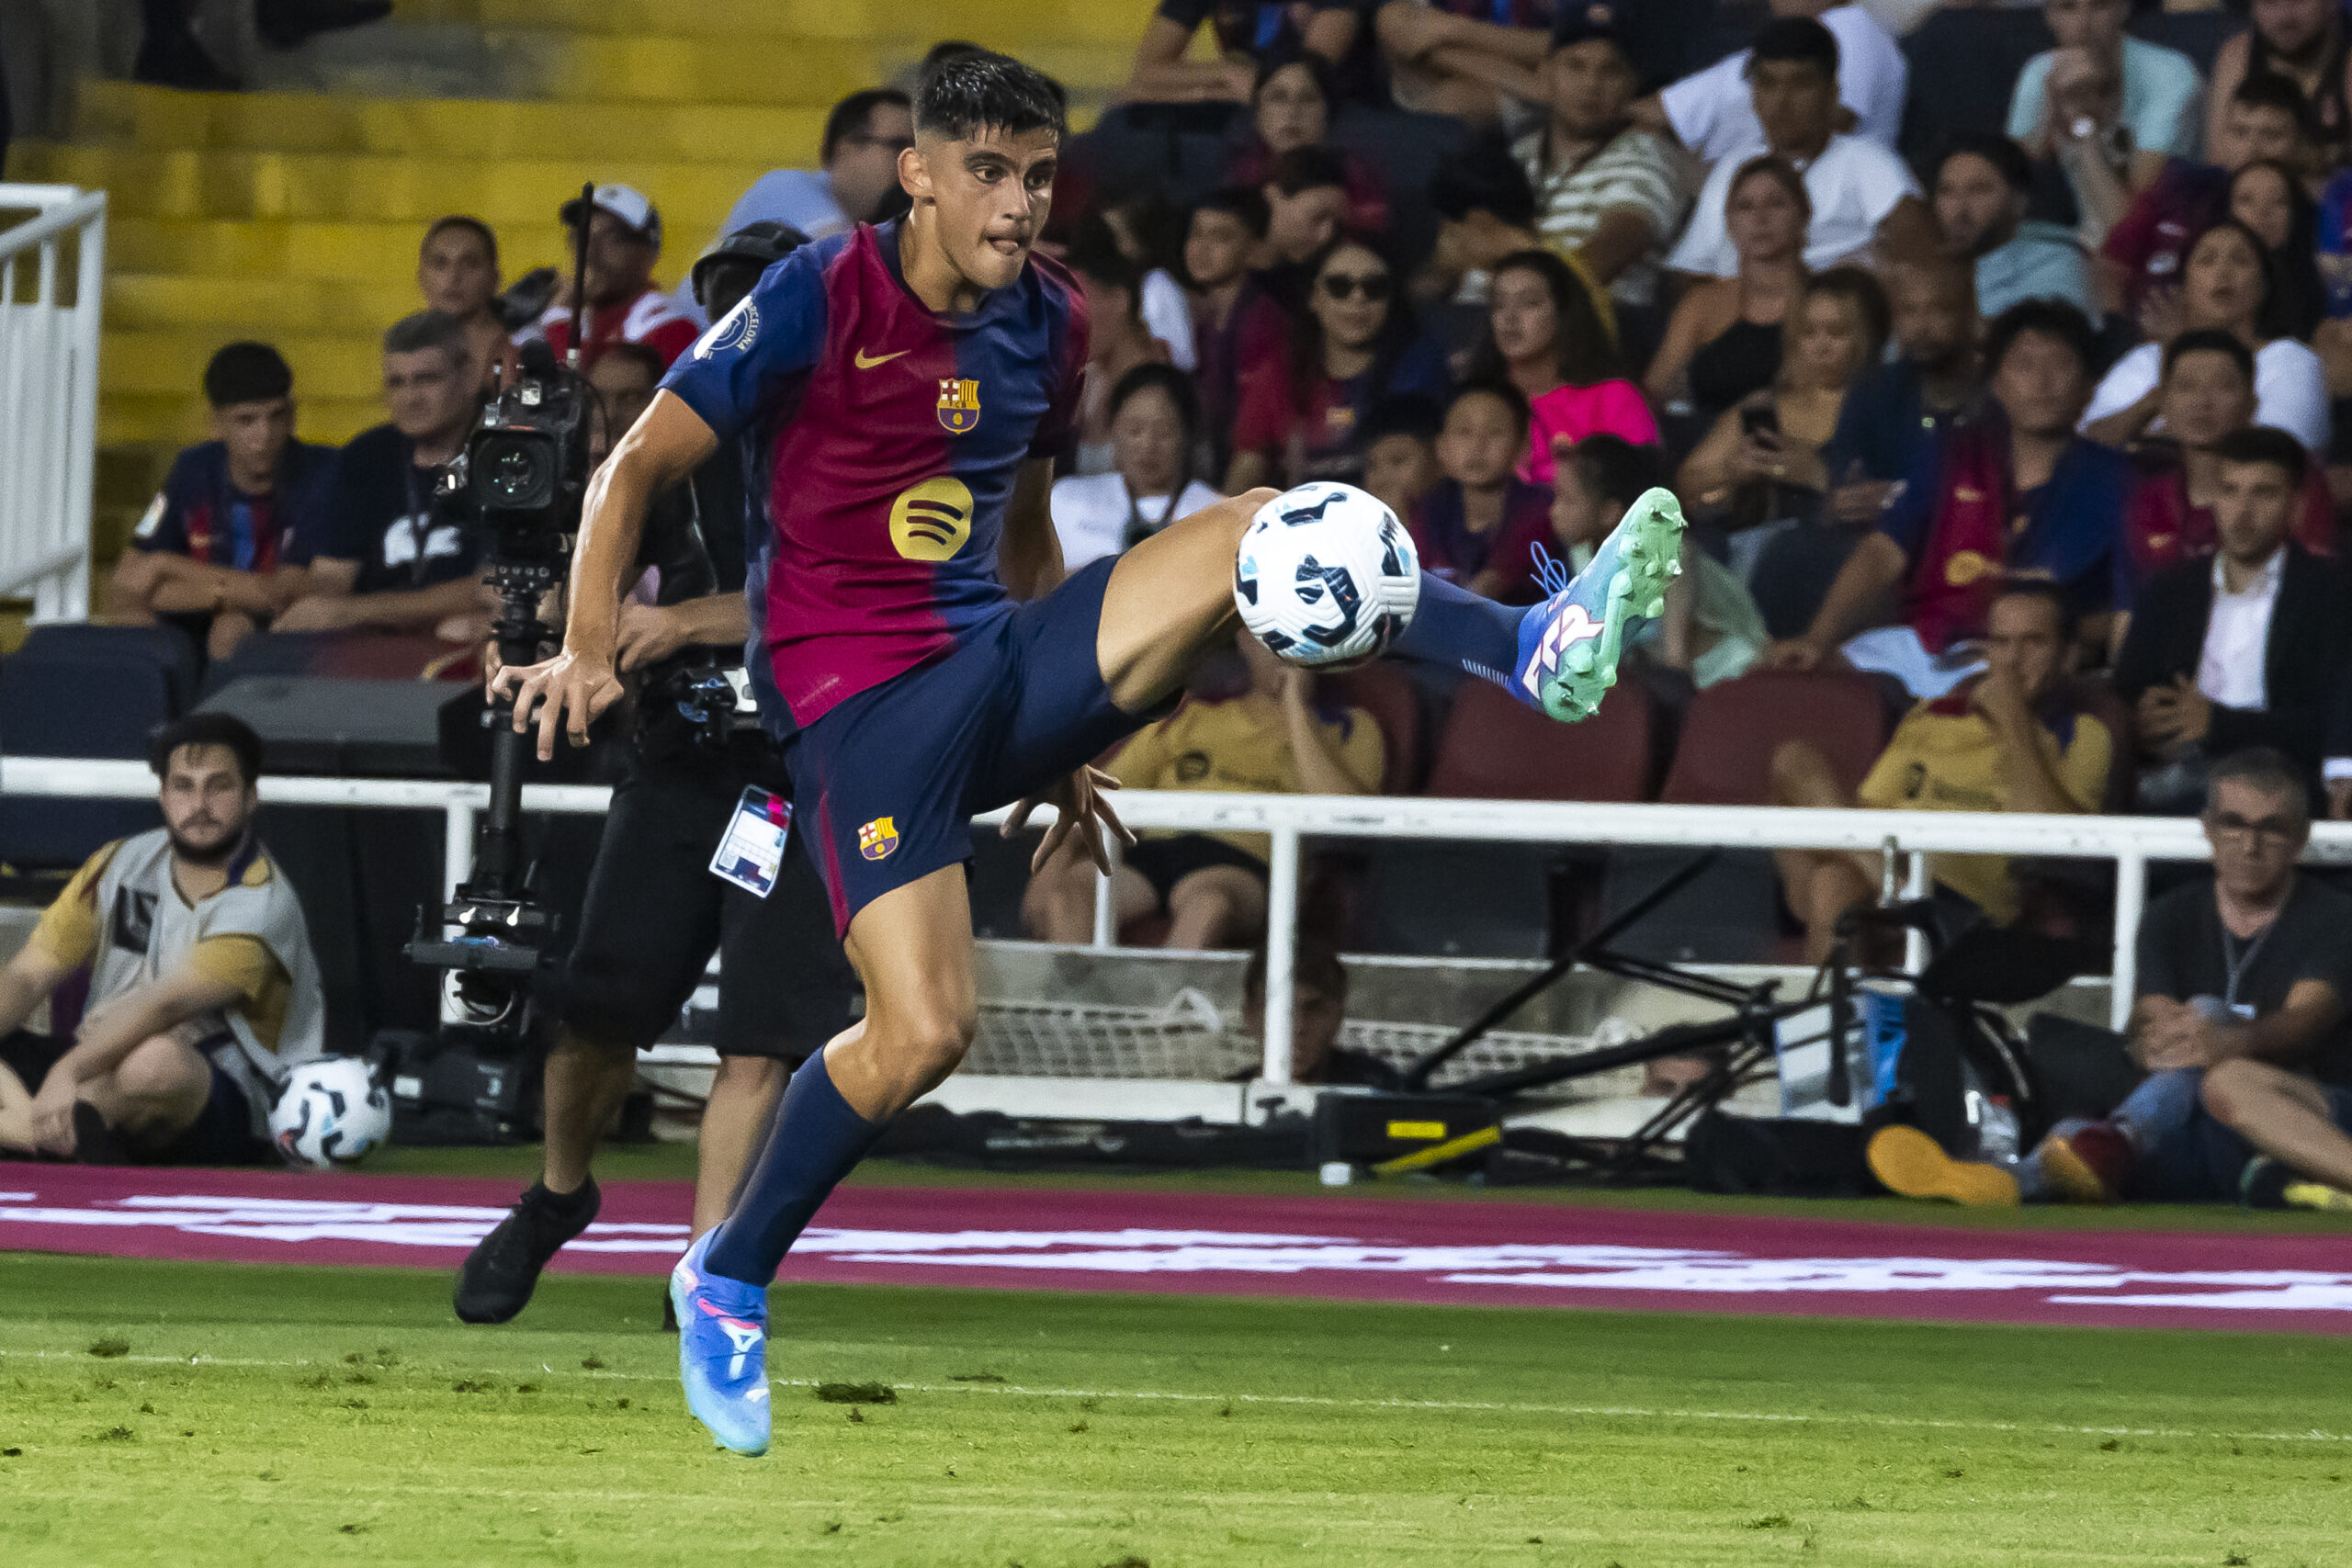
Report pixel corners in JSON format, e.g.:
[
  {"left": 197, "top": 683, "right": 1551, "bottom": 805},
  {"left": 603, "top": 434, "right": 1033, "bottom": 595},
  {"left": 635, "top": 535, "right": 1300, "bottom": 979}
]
[
  {"left": 1185, "top": 208, "right": 1254, "bottom": 289},
  {"left": 419, "top": 227, "right": 498, "bottom": 319},
  {"left": 159, "top": 743, "right": 256, "bottom": 867},
  {"left": 902, "top": 125, "right": 1060, "bottom": 295},
  {"left": 1934, "top": 153, "right": 2018, "bottom": 257},
  {"left": 209, "top": 397, "right": 295, "bottom": 489},
  {"left": 2160, "top": 348, "right": 2257, "bottom": 449}
]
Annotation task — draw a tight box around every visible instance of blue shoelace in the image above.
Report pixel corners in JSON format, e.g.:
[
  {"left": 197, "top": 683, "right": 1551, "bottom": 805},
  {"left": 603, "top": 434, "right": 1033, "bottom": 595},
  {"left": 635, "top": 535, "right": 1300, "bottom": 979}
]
[{"left": 1530, "top": 540, "right": 1571, "bottom": 600}]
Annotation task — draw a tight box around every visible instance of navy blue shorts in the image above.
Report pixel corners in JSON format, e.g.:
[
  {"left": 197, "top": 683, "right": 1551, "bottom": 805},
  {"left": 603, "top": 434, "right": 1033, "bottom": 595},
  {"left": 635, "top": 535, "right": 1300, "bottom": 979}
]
[
  {"left": 153, "top": 1054, "right": 268, "bottom": 1167},
  {"left": 786, "top": 557, "right": 1160, "bottom": 934}
]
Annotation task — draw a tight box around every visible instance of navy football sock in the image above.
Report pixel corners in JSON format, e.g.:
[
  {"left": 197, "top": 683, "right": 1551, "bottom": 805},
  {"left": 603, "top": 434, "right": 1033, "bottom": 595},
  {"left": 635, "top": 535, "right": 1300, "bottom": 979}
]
[
  {"left": 1391, "top": 571, "right": 1524, "bottom": 688},
  {"left": 704, "top": 1050, "right": 879, "bottom": 1287}
]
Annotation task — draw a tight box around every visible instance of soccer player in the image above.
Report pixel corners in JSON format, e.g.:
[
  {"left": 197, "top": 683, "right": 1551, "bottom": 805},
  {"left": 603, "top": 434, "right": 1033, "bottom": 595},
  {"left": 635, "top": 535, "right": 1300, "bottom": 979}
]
[{"left": 496, "top": 51, "right": 1682, "bottom": 1456}]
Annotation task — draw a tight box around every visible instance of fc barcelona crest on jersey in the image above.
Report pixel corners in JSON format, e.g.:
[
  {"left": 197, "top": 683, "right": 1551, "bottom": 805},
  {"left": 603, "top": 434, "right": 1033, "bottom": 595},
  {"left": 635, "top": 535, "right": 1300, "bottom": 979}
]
[
  {"left": 937, "top": 378, "right": 982, "bottom": 435},
  {"left": 858, "top": 817, "right": 900, "bottom": 862}
]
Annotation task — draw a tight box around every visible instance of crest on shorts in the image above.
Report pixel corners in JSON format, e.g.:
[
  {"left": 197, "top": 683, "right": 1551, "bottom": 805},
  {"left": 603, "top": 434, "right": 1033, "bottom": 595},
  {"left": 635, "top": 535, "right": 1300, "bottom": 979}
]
[
  {"left": 858, "top": 817, "right": 900, "bottom": 862},
  {"left": 937, "top": 378, "right": 982, "bottom": 435}
]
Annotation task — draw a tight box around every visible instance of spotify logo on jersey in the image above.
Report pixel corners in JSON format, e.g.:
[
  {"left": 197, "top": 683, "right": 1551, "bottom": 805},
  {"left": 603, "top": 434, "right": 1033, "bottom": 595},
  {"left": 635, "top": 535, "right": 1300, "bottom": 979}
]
[{"left": 888, "top": 476, "right": 974, "bottom": 561}]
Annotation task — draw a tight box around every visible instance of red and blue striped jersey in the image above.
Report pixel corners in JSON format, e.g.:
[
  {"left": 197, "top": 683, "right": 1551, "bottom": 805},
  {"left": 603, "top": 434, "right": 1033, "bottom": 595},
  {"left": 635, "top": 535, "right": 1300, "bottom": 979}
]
[{"left": 661, "top": 222, "right": 1089, "bottom": 728}]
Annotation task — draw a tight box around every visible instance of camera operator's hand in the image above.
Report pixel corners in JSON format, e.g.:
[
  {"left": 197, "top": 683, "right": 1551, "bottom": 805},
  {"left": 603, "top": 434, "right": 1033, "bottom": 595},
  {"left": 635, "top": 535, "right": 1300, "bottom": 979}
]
[
  {"left": 495, "top": 647, "right": 625, "bottom": 761},
  {"left": 615, "top": 600, "right": 693, "bottom": 672}
]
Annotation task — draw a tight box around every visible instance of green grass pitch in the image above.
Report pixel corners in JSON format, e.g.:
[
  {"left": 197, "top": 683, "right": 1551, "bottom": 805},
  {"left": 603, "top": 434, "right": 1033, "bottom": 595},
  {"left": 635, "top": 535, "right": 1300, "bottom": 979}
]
[{"left": 3, "top": 1252, "right": 2349, "bottom": 1566}]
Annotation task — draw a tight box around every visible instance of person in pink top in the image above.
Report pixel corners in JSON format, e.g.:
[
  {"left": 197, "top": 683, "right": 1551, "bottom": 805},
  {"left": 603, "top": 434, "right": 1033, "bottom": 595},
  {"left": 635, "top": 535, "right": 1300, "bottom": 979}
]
[{"left": 1462, "top": 248, "right": 1658, "bottom": 487}]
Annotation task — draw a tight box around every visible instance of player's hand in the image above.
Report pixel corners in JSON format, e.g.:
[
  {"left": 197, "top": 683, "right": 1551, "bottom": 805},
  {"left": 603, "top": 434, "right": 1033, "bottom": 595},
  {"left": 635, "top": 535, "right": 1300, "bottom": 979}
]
[
  {"left": 1004, "top": 764, "right": 1136, "bottom": 875},
  {"left": 493, "top": 646, "right": 625, "bottom": 761},
  {"left": 615, "top": 601, "right": 690, "bottom": 672}
]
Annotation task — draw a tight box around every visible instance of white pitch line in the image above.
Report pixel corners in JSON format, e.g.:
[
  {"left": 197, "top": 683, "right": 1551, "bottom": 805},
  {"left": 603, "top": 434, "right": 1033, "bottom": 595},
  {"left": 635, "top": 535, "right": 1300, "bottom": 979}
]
[{"left": 10, "top": 1350, "right": 2348, "bottom": 1447}]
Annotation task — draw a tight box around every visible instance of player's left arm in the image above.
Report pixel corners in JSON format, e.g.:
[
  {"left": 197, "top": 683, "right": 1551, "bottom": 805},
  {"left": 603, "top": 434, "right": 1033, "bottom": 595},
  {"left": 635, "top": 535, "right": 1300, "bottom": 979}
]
[{"left": 999, "top": 457, "right": 1065, "bottom": 602}]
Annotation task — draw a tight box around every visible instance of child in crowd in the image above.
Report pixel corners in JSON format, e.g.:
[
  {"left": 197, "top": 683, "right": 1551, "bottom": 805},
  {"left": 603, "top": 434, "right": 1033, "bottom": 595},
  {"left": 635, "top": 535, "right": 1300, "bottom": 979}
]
[
  {"left": 1410, "top": 382, "right": 1554, "bottom": 604},
  {"left": 1555, "top": 434, "right": 1766, "bottom": 689},
  {"left": 1359, "top": 394, "right": 1446, "bottom": 525}
]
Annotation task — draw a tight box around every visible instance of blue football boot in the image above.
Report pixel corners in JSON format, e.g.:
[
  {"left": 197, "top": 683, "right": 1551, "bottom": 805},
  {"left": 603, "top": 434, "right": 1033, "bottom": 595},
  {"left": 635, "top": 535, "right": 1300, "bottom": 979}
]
[
  {"left": 1512, "top": 485, "right": 1685, "bottom": 722},
  {"left": 670, "top": 1226, "right": 772, "bottom": 1456}
]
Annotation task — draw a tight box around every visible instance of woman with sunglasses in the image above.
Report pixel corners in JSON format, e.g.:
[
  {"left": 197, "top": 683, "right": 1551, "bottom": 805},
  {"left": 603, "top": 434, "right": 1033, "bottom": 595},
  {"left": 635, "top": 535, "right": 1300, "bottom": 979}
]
[
  {"left": 1223, "top": 51, "right": 1389, "bottom": 236},
  {"left": 1225, "top": 236, "right": 1448, "bottom": 492},
  {"left": 1464, "top": 249, "right": 1657, "bottom": 488},
  {"left": 2083, "top": 218, "right": 2331, "bottom": 454}
]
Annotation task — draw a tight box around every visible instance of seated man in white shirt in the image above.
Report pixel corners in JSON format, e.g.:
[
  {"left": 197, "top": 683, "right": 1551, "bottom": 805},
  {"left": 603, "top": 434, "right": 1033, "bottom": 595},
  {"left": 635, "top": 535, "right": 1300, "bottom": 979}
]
[
  {"left": 2114, "top": 426, "right": 2352, "bottom": 813},
  {"left": 1049, "top": 365, "right": 1225, "bottom": 573},
  {"left": 713, "top": 88, "right": 912, "bottom": 246},
  {"left": 1635, "top": 0, "right": 1908, "bottom": 165},
  {"left": 1665, "top": 16, "right": 1936, "bottom": 281}
]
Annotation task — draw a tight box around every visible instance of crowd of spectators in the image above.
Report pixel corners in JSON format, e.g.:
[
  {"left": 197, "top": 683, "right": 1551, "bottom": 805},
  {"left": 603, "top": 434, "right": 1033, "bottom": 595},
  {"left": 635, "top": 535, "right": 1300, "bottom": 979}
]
[{"left": 107, "top": 3, "right": 2352, "bottom": 968}]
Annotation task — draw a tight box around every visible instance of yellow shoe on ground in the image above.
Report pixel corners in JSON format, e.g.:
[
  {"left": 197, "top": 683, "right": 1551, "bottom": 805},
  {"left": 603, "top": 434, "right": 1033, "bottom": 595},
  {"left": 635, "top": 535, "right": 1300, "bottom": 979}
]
[{"left": 1865, "top": 1124, "right": 2020, "bottom": 1207}]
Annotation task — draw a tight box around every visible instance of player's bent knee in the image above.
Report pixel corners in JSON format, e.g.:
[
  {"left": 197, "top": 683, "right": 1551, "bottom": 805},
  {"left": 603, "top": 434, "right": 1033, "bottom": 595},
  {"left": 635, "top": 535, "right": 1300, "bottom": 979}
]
[
  {"left": 2199, "top": 1058, "right": 2278, "bottom": 1127},
  {"left": 111, "top": 1036, "right": 209, "bottom": 1103}
]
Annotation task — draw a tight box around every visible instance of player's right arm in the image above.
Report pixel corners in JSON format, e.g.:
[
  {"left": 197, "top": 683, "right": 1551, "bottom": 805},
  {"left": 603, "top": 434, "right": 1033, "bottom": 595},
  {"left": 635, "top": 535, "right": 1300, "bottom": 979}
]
[
  {"left": 496, "top": 392, "right": 717, "bottom": 760},
  {"left": 500, "top": 242, "right": 828, "bottom": 760}
]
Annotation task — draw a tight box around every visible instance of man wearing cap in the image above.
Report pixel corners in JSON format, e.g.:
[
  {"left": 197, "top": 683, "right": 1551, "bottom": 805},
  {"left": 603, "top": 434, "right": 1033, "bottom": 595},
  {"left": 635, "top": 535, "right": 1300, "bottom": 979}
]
[
  {"left": 454, "top": 220, "right": 860, "bottom": 1329},
  {"left": 524, "top": 185, "right": 702, "bottom": 372},
  {"left": 1514, "top": 3, "right": 1689, "bottom": 313}
]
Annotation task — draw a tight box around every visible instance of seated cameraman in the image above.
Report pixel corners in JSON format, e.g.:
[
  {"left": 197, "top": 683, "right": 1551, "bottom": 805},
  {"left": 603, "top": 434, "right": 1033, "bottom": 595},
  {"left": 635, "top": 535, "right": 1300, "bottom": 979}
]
[
  {"left": 1871, "top": 749, "right": 2352, "bottom": 1212},
  {"left": 456, "top": 222, "right": 858, "bottom": 1325},
  {"left": 276, "top": 310, "right": 495, "bottom": 642}
]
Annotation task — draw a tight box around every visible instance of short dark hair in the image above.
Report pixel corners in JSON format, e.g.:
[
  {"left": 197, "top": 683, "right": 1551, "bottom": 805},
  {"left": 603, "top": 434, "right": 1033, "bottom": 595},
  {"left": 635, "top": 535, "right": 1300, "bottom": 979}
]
[
  {"left": 820, "top": 86, "right": 913, "bottom": 164},
  {"left": 203, "top": 342, "right": 291, "bottom": 409},
  {"left": 381, "top": 310, "right": 470, "bottom": 365},
  {"left": 1243, "top": 941, "right": 1349, "bottom": 1008},
  {"left": 1444, "top": 378, "right": 1530, "bottom": 438},
  {"left": 1429, "top": 137, "right": 1538, "bottom": 228},
  {"left": 1268, "top": 144, "right": 1349, "bottom": 197},
  {"left": 1069, "top": 213, "right": 1143, "bottom": 301},
  {"left": 912, "top": 50, "right": 1066, "bottom": 143},
  {"left": 1936, "top": 131, "right": 2032, "bottom": 195},
  {"left": 1748, "top": 16, "right": 1838, "bottom": 76},
  {"left": 1193, "top": 186, "right": 1271, "bottom": 241},
  {"left": 2206, "top": 746, "right": 2310, "bottom": 824},
  {"left": 1983, "top": 298, "right": 2099, "bottom": 380},
  {"left": 1107, "top": 362, "right": 1201, "bottom": 440},
  {"left": 1254, "top": 46, "right": 1334, "bottom": 106},
  {"left": 1988, "top": 577, "right": 2075, "bottom": 642},
  {"left": 2214, "top": 423, "right": 2308, "bottom": 487},
  {"left": 2163, "top": 326, "right": 2256, "bottom": 385},
  {"left": 2233, "top": 70, "right": 2320, "bottom": 144},
  {"left": 422, "top": 214, "right": 499, "bottom": 268},
  {"left": 150, "top": 712, "right": 264, "bottom": 789},
  {"left": 1362, "top": 392, "right": 1444, "bottom": 446},
  {"left": 1567, "top": 433, "right": 1665, "bottom": 511}
]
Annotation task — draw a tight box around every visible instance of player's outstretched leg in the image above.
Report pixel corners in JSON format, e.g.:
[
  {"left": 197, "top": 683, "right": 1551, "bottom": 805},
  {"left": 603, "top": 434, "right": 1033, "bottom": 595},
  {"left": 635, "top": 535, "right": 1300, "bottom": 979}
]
[
  {"left": 673, "top": 866, "right": 976, "bottom": 1455},
  {"left": 1391, "top": 485, "right": 1686, "bottom": 723}
]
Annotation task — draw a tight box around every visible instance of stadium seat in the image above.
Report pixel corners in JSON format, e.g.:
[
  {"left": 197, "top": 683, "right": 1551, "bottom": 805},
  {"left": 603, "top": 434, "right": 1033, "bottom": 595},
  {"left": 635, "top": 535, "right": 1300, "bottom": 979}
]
[
  {"left": 0, "top": 626, "right": 189, "bottom": 870},
  {"left": 1326, "top": 662, "right": 1425, "bottom": 795},
  {"left": 1660, "top": 670, "right": 1890, "bottom": 807},
  {"left": 1897, "top": 7, "right": 2052, "bottom": 173},
  {"left": 1426, "top": 679, "right": 1660, "bottom": 805}
]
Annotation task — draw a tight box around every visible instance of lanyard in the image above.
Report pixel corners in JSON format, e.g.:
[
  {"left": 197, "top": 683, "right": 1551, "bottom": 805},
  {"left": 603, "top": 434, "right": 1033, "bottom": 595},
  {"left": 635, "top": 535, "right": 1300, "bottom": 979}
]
[{"left": 2220, "top": 918, "right": 2275, "bottom": 1010}]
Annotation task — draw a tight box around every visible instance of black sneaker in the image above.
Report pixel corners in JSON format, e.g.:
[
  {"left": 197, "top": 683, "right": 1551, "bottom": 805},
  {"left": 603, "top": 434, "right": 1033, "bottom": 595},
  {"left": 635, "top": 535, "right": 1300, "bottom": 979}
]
[
  {"left": 71, "top": 1103, "right": 132, "bottom": 1167},
  {"left": 2241, "top": 1155, "right": 2292, "bottom": 1210},
  {"left": 661, "top": 1283, "right": 679, "bottom": 1334},
  {"left": 454, "top": 1179, "right": 600, "bottom": 1324}
]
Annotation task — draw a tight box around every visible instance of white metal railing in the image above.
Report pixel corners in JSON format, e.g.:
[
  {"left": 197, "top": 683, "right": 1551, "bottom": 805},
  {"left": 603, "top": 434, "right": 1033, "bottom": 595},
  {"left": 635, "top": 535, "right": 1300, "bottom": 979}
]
[
  {"left": 8, "top": 757, "right": 2342, "bottom": 1069},
  {"left": 0, "top": 185, "right": 106, "bottom": 624}
]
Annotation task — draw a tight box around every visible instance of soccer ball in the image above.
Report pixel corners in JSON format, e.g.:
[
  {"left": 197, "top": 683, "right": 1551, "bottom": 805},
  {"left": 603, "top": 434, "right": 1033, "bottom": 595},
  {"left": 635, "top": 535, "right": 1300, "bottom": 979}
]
[
  {"left": 270, "top": 1056, "right": 392, "bottom": 1169},
  {"left": 1233, "top": 481, "right": 1419, "bottom": 669}
]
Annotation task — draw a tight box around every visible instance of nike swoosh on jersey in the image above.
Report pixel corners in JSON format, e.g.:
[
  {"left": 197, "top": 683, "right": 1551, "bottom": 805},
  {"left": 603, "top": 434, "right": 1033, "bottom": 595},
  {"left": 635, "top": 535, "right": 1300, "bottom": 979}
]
[{"left": 854, "top": 348, "right": 910, "bottom": 368}]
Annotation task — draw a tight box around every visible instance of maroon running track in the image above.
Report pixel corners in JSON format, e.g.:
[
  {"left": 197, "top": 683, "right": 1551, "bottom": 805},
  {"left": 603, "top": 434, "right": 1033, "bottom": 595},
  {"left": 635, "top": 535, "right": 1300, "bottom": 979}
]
[{"left": 4, "top": 1165, "right": 2349, "bottom": 1334}]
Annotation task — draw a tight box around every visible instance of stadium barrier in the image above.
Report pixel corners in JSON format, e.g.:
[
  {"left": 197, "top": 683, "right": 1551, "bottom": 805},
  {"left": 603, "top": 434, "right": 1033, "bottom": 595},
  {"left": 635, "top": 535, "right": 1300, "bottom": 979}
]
[
  {"left": 14, "top": 756, "right": 2352, "bottom": 1077},
  {"left": 0, "top": 185, "right": 105, "bottom": 624}
]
